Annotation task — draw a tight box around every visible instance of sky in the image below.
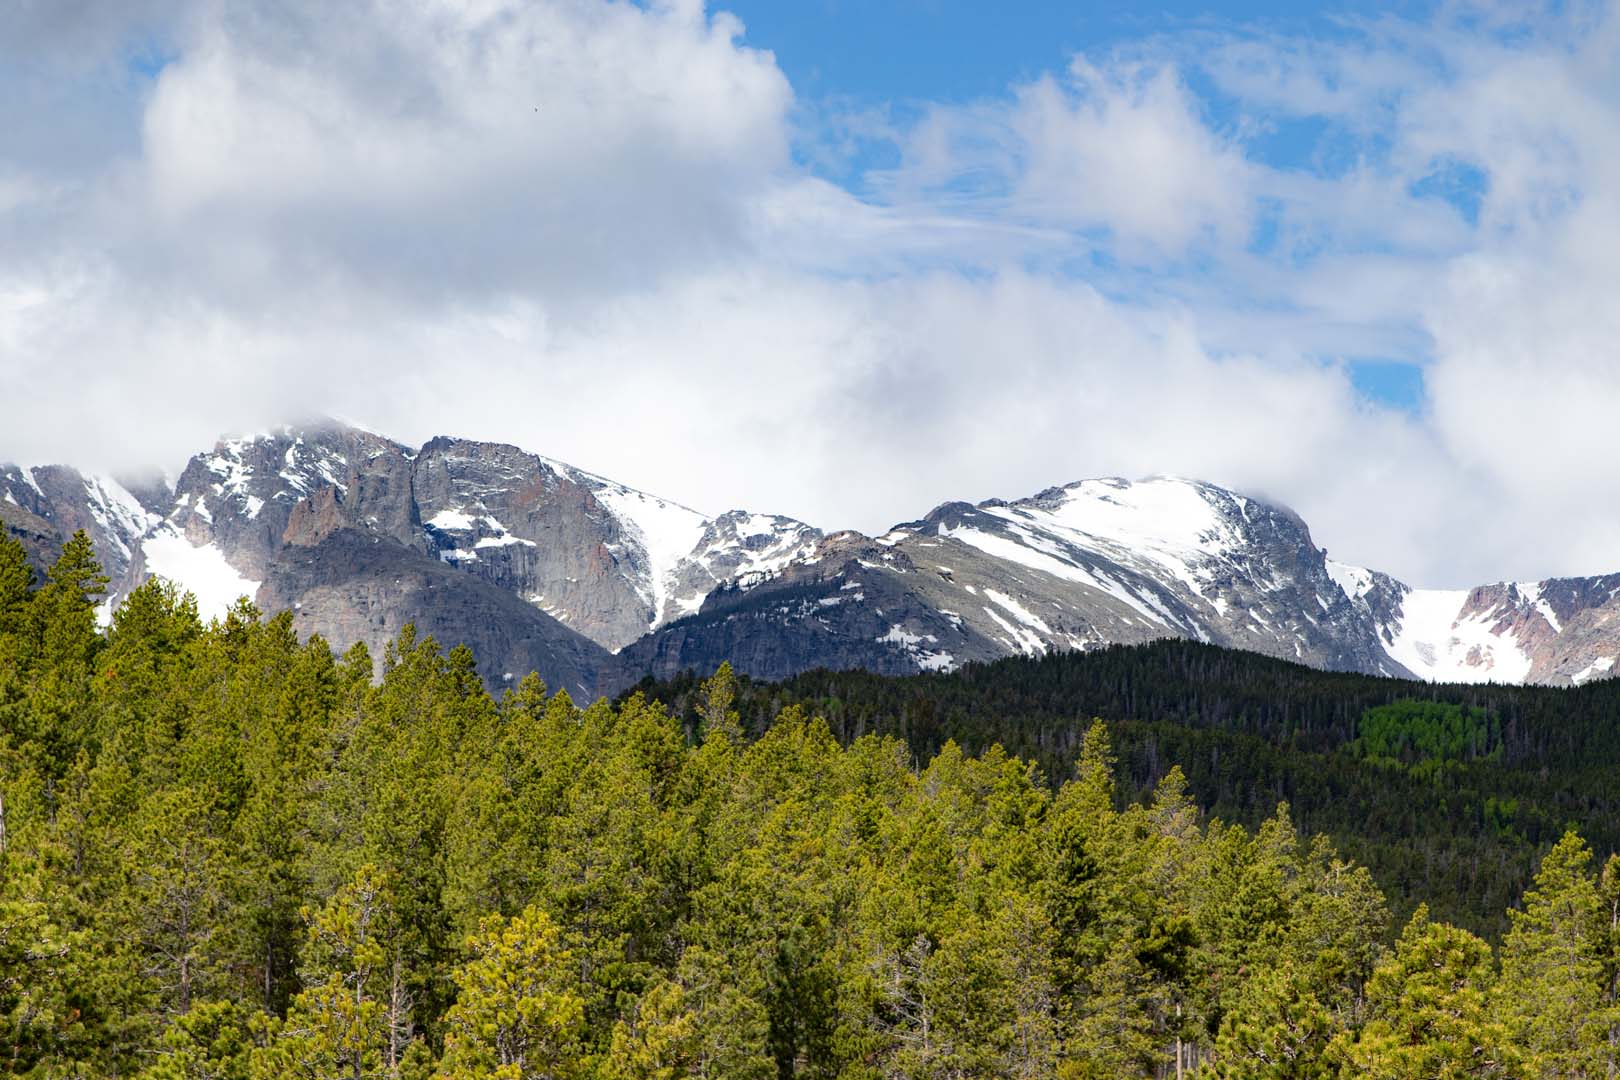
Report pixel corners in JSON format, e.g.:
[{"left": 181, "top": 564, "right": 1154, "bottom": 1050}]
[{"left": 2, "top": 0, "right": 1619, "bottom": 588}]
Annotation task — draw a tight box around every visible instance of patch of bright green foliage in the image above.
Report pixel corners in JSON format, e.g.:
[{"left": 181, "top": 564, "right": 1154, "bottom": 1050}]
[{"left": 1353, "top": 699, "right": 1502, "bottom": 776}]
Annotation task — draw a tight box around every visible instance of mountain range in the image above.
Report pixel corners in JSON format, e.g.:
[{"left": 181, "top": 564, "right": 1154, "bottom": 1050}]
[{"left": 5, "top": 418, "right": 1618, "bottom": 697}]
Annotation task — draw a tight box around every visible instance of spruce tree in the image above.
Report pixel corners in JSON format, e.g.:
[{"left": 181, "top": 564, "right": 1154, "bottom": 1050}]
[
  {"left": 26, "top": 531, "right": 108, "bottom": 770},
  {"left": 0, "top": 531, "right": 34, "bottom": 637}
]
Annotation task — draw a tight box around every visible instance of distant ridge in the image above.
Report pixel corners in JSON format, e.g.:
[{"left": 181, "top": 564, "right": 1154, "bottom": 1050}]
[{"left": 7, "top": 420, "right": 1620, "bottom": 694}]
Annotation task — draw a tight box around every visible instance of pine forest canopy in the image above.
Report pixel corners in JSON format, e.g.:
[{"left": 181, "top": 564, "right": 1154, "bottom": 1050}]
[{"left": 3, "top": 529, "right": 1620, "bottom": 1077}]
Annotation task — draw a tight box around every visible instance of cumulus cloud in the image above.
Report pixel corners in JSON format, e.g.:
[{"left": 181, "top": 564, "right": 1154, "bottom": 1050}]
[{"left": 3, "top": 0, "right": 1620, "bottom": 587}]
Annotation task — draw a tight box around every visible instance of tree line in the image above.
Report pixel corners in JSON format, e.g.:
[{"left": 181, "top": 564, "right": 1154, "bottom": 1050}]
[{"left": 3, "top": 531, "right": 1619, "bottom": 1077}]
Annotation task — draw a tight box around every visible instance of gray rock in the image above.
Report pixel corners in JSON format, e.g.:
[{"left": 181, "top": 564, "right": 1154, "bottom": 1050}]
[{"left": 11, "top": 423, "right": 1620, "bottom": 693}]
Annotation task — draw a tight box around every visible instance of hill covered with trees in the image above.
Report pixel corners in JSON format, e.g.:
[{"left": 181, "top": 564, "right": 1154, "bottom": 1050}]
[
  {"left": 630, "top": 640, "right": 1620, "bottom": 935},
  {"left": 3, "top": 531, "right": 1619, "bottom": 1077}
]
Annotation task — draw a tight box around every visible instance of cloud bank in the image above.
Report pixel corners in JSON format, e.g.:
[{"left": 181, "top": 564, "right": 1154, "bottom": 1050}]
[{"left": 3, "top": 0, "right": 1619, "bottom": 587}]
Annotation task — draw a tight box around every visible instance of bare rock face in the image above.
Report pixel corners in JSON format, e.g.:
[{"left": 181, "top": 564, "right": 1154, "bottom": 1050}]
[
  {"left": 12, "top": 421, "right": 1620, "bottom": 694},
  {"left": 411, "top": 437, "right": 659, "bottom": 650},
  {"left": 619, "top": 531, "right": 989, "bottom": 683},
  {"left": 0, "top": 499, "right": 63, "bottom": 580},
  {"left": 257, "top": 528, "right": 611, "bottom": 698},
  {"left": 167, "top": 423, "right": 425, "bottom": 582}
]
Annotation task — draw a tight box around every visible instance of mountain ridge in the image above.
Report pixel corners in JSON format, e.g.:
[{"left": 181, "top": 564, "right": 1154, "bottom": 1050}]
[{"left": 6, "top": 418, "right": 1619, "bottom": 695}]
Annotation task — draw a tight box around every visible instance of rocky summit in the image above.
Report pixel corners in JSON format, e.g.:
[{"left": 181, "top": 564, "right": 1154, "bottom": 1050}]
[{"left": 6, "top": 419, "right": 1619, "bottom": 695}]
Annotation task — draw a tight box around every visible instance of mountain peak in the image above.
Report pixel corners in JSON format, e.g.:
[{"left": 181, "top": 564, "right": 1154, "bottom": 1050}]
[{"left": 8, "top": 424, "right": 1620, "bottom": 691}]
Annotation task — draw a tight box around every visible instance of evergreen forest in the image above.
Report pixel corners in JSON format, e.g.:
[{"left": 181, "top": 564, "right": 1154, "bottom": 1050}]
[{"left": 4, "top": 530, "right": 1620, "bottom": 1078}]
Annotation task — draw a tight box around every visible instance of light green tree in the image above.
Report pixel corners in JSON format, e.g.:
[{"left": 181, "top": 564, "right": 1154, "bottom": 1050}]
[
  {"left": 437, "top": 905, "right": 585, "bottom": 1080},
  {"left": 1209, "top": 963, "right": 1339, "bottom": 1079},
  {"left": 602, "top": 978, "right": 698, "bottom": 1080},
  {"left": 254, "top": 864, "right": 419, "bottom": 1080},
  {"left": 1496, "top": 830, "right": 1610, "bottom": 1077},
  {"left": 1330, "top": 905, "right": 1516, "bottom": 1078}
]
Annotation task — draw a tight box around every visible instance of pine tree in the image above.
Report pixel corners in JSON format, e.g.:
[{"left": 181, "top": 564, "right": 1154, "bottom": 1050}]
[
  {"left": 25, "top": 531, "right": 108, "bottom": 770},
  {"left": 121, "top": 786, "right": 237, "bottom": 1016},
  {"left": 0, "top": 535, "right": 37, "bottom": 821},
  {"left": 661, "top": 946, "right": 773, "bottom": 1080},
  {"left": 602, "top": 978, "right": 698, "bottom": 1080},
  {"left": 256, "top": 864, "right": 418, "bottom": 1080},
  {"left": 1597, "top": 854, "right": 1620, "bottom": 1078},
  {"left": 0, "top": 856, "right": 73, "bottom": 1074},
  {"left": 235, "top": 636, "right": 336, "bottom": 1013},
  {"left": 437, "top": 905, "right": 585, "bottom": 1079},
  {"left": 697, "top": 662, "right": 744, "bottom": 747},
  {"left": 1497, "top": 830, "right": 1608, "bottom": 1076},
  {"left": 1331, "top": 905, "right": 1516, "bottom": 1077},
  {"left": 0, "top": 531, "right": 34, "bottom": 638},
  {"left": 1209, "top": 963, "right": 1339, "bottom": 1079},
  {"left": 139, "top": 999, "right": 253, "bottom": 1080}
]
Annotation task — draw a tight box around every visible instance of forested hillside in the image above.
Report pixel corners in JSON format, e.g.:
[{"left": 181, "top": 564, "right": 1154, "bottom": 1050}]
[
  {"left": 629, "top": 641, "right": 1620, "bottom": 934},
  {"left": 4, "top": 531, "right": 1619, "bottom": 1077}
]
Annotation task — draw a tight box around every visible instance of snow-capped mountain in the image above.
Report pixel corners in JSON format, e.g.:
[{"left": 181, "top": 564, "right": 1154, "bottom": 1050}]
[
  {"left": 2, "top": 421, "right": 821, "bottom": 694},
  {"left": 1351, "top": 574, "right": 1620, "bottom": 686},
  {"left": 619, "top": 476, "right": 1407, "bottom": 684},
  {"left": 1, "top": 463, "right": 162, "bottom": 612},
  {"left": 618, "top": 475, "right": 1620, "bottom": 690},
  {"left": 7, "top": 421, "right": 1620, "bottom": 694}
]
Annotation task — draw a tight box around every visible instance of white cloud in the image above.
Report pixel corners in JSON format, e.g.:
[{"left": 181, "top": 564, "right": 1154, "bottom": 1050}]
[
  {"left": 94, "top": 0, "right": 793, "bottom": 306},
  {"left": 1007, "top": 59, "right": 1256, "bottom": 257},
  {"left": 4, "top": 0, "right": 1620, "bottom": 589}
]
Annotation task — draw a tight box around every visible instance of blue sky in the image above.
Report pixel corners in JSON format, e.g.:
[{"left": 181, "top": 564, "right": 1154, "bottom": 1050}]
[
  {"left": 724, "top": 0, "right": 1459, "bottom": 412},
  {"left": 4, "top": 0, "right": 1620, "bottom": 584},
  {"left": 725, "top": 1, "right": 1433, "bottom": 104}
]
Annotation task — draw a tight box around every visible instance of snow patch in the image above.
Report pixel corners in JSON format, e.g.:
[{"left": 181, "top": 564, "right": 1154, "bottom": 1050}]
[
  {"left": 944, "top": 524, "right": 1173, "bottom": 629},
  {"left": 1326, "top": 559, "right": 1375, "bottom": 602},
  {"left": 474, "top": 533, "right": 536, "bottom": 550},
  {"left": 1572, "top": 656, "right": 1616, "bottom": 686},
  {"left": 984, "top": 588, "right": 1053, "bottom": 636},
  {"left": 427, "top": 508, "right": 477, "bottom": 531},
  {"left": 982, "top": 606, "right": 1045, "bottom": 655},
  {"left": 875, "top": 624, "right": 955, "bottom": 672},
  {"left": 1384, "top": 589, "right": 1533, "bottom": 684},
  {"left": 142, "top": 531, "right": 262, "bottom": 621},
  {"left": 588, "top": 483, "right": 708, "bottom": 627},
  {"left": 985, "top": 477, "right": 1240, "bottom": 595}
]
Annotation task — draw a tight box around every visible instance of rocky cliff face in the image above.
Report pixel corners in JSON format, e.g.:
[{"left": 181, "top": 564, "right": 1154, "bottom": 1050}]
[
  {"left": 412, "top": 437, "right": 687, "bottom": 650},
  {"left": 257, "top": 528, "right": 611, "bottom": 699},
  {"left": 165, "top": 424, "right": 425, "bottom": 576},
  {"left": 618, "top": 531, "right": 992, "bottom": 682},
  {"left": 1, "top": 463, "right": 159, "bottom": 603},
  {"left": 8, "top": 421, "right": 1620, "bottom": 694}
]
